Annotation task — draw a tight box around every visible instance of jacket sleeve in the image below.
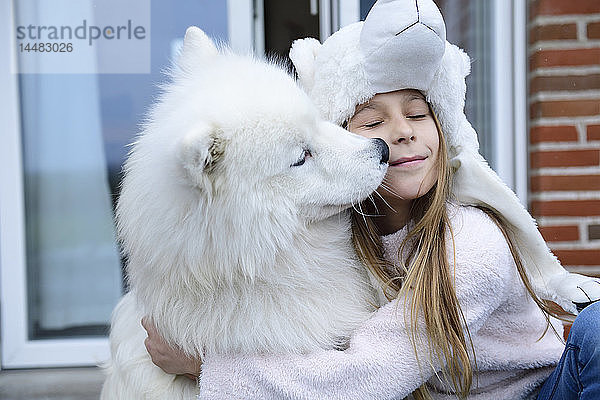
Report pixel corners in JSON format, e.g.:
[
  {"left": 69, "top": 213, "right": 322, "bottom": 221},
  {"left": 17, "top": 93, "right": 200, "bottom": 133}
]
[{"left": 198, "top": 210, "right": 519, "bottom": 400}]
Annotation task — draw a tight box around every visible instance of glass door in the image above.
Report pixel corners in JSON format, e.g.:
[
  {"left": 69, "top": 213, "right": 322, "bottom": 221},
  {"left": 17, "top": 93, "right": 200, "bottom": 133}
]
[{"left": 1, "top": 0, "right": 231, "bottom": 368}]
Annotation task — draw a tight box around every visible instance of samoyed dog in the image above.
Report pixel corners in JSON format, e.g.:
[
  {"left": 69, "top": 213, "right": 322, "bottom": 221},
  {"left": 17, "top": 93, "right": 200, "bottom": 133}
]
[{"left": 100, "top": 27, "right": 388, "bottom": 399}]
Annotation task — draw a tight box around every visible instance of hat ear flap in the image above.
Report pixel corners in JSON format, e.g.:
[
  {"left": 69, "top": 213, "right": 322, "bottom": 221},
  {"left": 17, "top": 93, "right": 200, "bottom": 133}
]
[
  {"left": 458, "top": 45, "right": 471, "bottom": 78},
  {"left": 178, "top": 26, "right": 219, "bottom": 73},
  {"left": 289, "top": 38, "right": 322, "bottom": 92}
]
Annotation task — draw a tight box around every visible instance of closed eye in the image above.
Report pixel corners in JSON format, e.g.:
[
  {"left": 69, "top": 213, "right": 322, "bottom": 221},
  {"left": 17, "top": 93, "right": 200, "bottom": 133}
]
[
  {"left": 291, "top": 149, "right": 312, "bottom": 167},
  {"left": 407, "top": 114, "right": 427, "bottom": 120},
  {"left": 364, "top": 121, "right": 382, "bottom": 128}
]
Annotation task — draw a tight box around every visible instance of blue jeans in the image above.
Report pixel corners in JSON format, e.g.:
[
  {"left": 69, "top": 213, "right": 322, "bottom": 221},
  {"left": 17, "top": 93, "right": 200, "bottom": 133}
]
[{"left": 537, "top": 301, "right": 600, "bottom": 399}]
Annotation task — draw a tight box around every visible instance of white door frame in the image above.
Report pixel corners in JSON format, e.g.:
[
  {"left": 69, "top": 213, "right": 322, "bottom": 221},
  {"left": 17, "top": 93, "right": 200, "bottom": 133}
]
[
  {"left": 492, "top": 0, "right": 528, "bottom": 205},
  {"left": 339, "top": 0, "right": 360, "bottom": 28},
  {"left": 227, "top": 0, "right": 255, "bottom": 53}
]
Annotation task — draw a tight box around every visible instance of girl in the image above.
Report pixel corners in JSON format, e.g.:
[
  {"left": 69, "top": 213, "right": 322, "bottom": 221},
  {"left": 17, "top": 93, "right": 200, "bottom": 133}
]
[{"left": 144, "top": 1, "right": 600, "bottom": 398}]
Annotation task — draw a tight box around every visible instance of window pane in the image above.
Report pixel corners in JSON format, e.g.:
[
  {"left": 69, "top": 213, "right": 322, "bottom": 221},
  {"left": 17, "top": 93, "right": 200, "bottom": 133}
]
[
  {"left": 20, "top": 72, "right": 124, "bottom": 339},
  {"left": 437, "top": 0, "right": 495, "bottom": 167},
  {"left": 16, "top": 0, "right": 228, "bottom": 340}
]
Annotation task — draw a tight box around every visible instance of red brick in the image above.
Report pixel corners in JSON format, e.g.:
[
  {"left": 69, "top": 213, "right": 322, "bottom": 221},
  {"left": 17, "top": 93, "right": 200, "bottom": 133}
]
[
  {"left": 530, "top": 100, "right": 600, "bottom": 118},
  {"left": 530, "top": 150, "right": 600, "bottom": 168},
  {"left": 588, "top": 125, "right": 600, "bottom": 141},
  {"left": 529, "top": 23, "right": 577, "bottom": 43},
  {"left": 530, "top": 75, "right": 600, "bottom": 92},
  {"left": 531, "top": 200, "right": 600, "bottom": 216},
  {"left": 587, "top": 21, "right": 600, "bottom": 39},
  {"left": 529, "top": 48, "right": 600, "bottom": 69},
  {"left": 530, "top": 0, "right": 600, "bottom": 17},
  {"left": 539, "top": 225, "right": 580, "bottom": 241},
  {"left": 530, "top": 175, "right": 600, "bottom": 191},
  {"left": 553, "top": 249, "right": 600, "bottom": 265},
  {"left": 530, "top": 125, "right": 578, "bottom": 143}
]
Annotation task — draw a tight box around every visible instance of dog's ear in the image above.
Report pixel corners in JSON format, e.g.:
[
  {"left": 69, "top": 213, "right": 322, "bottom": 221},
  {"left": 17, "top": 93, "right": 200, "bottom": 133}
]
[
  {"left": 178, "top": 26, "right": 219, "bottom": 72},
  {"left": 289, "top": 38, "right": 321, "bottom": 92},
  {"left": 178, "top": 126, "right": 225, "bottom": 186}
]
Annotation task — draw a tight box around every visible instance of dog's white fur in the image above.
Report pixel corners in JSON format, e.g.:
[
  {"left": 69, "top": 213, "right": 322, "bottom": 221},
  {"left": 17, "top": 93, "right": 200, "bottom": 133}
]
[{"left": 100, "top": 27, "right": 387, "bottom": 399}]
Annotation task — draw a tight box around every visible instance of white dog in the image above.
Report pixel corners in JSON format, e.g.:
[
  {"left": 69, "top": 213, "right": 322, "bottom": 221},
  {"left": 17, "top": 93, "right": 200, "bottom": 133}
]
[{"left": 100, "top": 27, "right": 388, "bottom": 399}]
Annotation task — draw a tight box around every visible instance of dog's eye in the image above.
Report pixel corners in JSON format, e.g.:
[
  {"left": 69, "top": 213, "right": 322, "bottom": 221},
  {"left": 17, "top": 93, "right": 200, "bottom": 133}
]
[{"left": 291, "top": 149, "right": 312, "bottom": 167}]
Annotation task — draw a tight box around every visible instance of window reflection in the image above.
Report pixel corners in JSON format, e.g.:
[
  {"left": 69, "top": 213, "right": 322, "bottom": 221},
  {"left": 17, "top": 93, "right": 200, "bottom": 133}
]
[{"left": 17, "top": 0, "right": 228, "bottom": 339}]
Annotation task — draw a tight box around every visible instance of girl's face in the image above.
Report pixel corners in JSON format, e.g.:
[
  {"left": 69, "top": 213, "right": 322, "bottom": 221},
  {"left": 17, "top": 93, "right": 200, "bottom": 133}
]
[{"left": 348, "top": 89, "right": 440, "bottom": 206}]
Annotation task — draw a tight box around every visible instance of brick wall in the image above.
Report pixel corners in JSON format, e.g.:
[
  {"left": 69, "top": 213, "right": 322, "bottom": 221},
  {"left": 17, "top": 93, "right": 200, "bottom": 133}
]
[{"left": 529, "top": 0, "right": 600, "bottom": 278}]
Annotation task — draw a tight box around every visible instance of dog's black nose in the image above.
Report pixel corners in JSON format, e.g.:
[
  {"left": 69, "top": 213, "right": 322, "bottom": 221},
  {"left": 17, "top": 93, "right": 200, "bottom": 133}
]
[{"left": 373, "top": 138, "right": 389, "bottom": 164}]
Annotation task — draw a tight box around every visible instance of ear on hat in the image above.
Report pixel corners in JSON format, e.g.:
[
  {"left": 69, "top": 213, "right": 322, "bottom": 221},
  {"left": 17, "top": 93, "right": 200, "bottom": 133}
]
[
  {"left": 178, "top": 125, "right": 226, "bottom": 186},
  {"left": 178, "top": 26, "right": 219, "bottom": 72},
  {"left": 454, "top": 44, "right": 471, "bottom": 78},
  {"left": 289, "top": 37, "right": 322, "bottom": 92}
]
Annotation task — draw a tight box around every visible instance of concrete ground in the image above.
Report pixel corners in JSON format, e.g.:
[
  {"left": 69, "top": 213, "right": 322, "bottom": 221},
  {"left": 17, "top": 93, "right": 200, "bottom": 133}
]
[{"left": 0, "top": 367, "right": 104, "bottom": 400}]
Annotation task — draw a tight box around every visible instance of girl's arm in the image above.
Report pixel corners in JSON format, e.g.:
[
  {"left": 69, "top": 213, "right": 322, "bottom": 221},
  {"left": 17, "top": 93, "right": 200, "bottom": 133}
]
[
  {"left": 141, "top": 317, "right": 202, "bottom": 380},
  {"left": 199, "top": 297, "right": 435, "bottom": 399}
]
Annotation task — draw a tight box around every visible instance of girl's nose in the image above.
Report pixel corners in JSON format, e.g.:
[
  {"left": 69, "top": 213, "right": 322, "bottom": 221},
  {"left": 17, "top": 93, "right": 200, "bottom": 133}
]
[
  {"left": 393, "top": 117, "right": 415, "bottom": 144},
  {"left": 396, "top": 134, "right": 416, "bottom": 143}
]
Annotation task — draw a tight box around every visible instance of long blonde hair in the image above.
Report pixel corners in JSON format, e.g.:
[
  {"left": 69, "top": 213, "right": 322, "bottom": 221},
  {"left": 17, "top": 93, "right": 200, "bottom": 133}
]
[{"left": 350, "top": 107, "right": 559, "bottom": 399}]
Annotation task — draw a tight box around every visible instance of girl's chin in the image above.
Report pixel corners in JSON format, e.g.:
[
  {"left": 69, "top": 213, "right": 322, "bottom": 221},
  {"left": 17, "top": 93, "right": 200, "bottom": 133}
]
[{"left": 376, "top": 181, "right": 436, "bottom": 203}]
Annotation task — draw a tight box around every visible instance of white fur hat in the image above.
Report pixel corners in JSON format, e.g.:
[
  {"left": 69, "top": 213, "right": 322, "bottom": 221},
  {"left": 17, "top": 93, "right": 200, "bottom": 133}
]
[
  {"left": 360, "top": 0, "right": 446, "bottom": 94},
  {"left": 289, "top": 0, "right": 600, "bottom": 314}
]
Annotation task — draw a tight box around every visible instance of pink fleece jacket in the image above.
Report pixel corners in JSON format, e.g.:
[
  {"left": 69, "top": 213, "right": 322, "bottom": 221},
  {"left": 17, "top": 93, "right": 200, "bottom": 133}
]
[{"left": 198, "top": 204, "right": 565, "bottom": 400}]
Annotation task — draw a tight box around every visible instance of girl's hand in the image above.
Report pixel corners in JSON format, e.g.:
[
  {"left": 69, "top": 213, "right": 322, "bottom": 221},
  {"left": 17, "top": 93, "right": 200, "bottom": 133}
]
[{"left": 141, "top": 317, "right": 203, "bottom": 380}]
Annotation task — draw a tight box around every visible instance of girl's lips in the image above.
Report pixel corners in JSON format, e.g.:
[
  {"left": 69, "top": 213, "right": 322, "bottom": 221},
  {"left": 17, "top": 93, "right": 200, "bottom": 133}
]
[{"left": 389, "top": 155, "right": 427, "bottom": 166}]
